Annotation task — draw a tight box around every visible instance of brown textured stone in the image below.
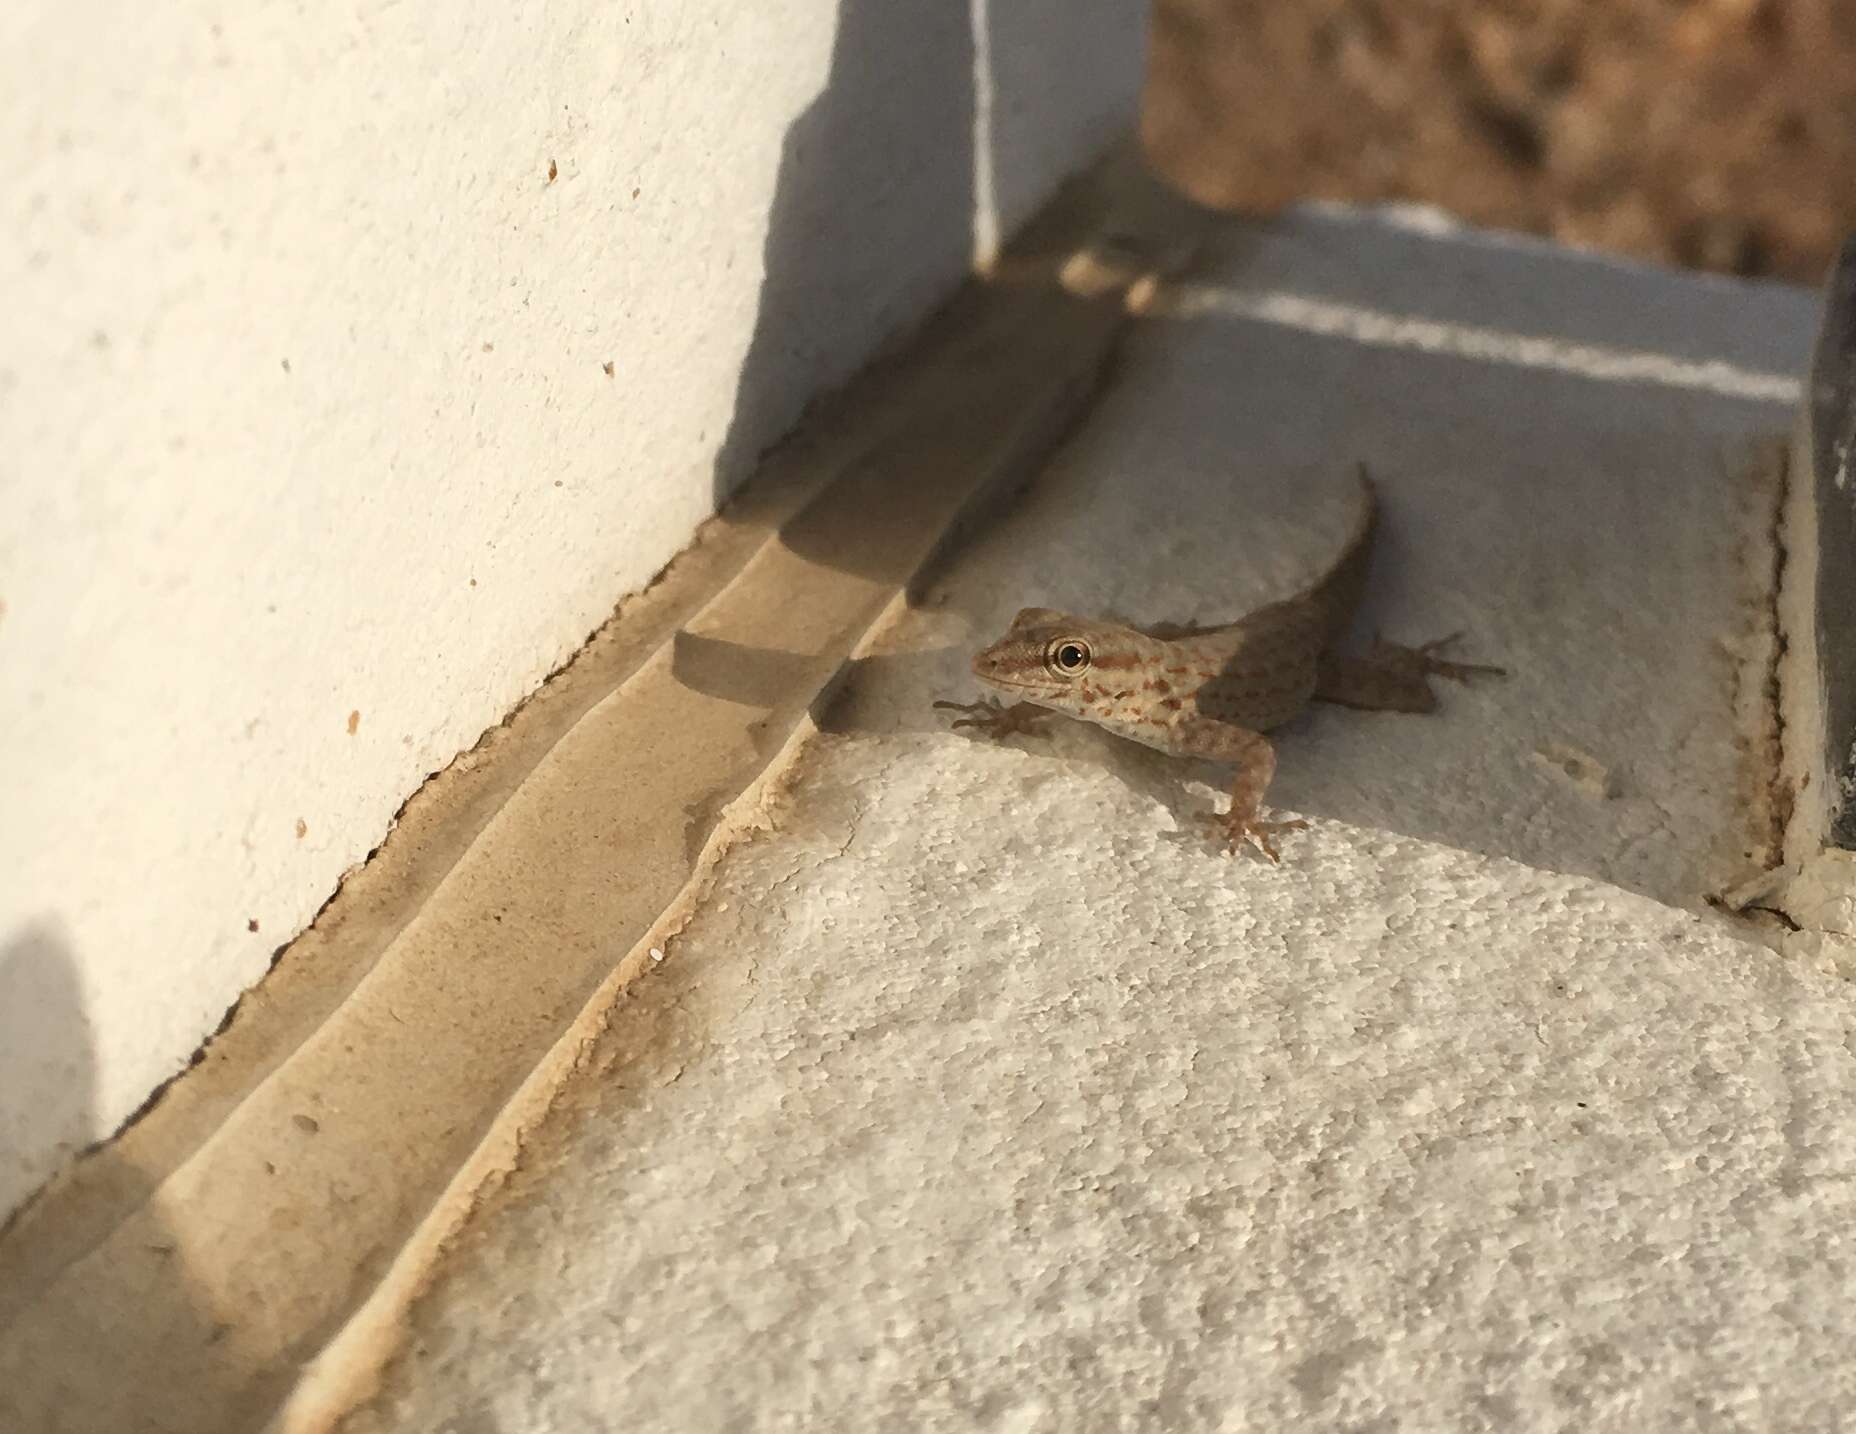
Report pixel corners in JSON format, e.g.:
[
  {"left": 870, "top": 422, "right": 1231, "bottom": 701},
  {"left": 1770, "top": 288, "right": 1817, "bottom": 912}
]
[{"left": 1143, "top": 0, "right": 1856, "bottom": 283}]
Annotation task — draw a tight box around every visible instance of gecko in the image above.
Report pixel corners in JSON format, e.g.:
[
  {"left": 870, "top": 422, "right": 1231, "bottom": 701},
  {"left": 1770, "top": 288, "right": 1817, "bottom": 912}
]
[{"left": 934, "top": 466, "right": 1504, "bottom": 860}]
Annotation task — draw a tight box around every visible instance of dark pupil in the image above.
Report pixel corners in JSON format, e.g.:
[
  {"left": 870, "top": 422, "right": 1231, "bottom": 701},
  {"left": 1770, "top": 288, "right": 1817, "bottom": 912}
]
[{"left": 1058, "top": 644, "right": 1086, "bottom": 670}]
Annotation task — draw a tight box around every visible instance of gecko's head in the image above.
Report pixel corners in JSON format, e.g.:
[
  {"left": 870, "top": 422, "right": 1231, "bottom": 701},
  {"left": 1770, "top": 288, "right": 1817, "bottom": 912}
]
[{"left": 970, "top": 608, "right": 1127, "bottom": 712}]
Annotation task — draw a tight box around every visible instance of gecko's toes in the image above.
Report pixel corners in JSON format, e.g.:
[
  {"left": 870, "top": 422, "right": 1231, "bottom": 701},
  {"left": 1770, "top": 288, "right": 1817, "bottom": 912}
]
[
  {"left": 1420, "top": 633, "right": 1506, "bottom": 679},
  {"left": 1433, "top": 655, "right": 1507, "bottom": 682},
  {"left": 935, "top": 697, "right": 1049, "bottom": 739},
  {"left": 1374, "top": 633, "right": 1506, "bottom": 684},
  {"left": 934, "top": 698, "right": 995, "bottom": 724},
  {"left": 1202, "top": 812, "right": 1308, "bottom": 862}
]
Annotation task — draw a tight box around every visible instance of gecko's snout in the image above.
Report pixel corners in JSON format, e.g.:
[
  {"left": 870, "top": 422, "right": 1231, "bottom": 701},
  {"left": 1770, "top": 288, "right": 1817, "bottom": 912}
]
[
  {"left": 968, "top": 641, "right": 1014, "bottom": 689},
  {"left": 969, "top": 641, "right": 1015, "bottom": 683},
  {"left": 969, "top": 635, "right": 1046, "bottom": 691}
]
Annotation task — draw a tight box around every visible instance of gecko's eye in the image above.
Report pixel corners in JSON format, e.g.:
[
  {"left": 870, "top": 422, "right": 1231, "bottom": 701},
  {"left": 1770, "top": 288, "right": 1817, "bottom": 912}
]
[{"left": 1048, "top": 639, "right": 1091, "bottom": 676}]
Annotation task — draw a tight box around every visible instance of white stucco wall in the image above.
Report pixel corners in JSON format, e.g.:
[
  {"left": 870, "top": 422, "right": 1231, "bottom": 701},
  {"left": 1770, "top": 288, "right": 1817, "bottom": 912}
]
[{"left": 0, "top": 0, "right": 1144, "bottom": 1222}]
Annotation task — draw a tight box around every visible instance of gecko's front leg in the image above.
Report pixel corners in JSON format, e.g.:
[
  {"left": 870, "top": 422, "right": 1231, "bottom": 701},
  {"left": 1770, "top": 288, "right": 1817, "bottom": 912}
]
[
  {"left": 1170, "top": 719, "right": 1308, "bottom": 862},
  {"left": 934, "top": 696, "right": 1053, "bottom": 739}
]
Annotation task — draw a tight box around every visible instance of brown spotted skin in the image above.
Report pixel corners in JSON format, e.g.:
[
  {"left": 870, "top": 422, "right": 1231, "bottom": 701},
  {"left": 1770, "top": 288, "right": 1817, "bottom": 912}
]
[{"left": 935, "top": 467, "right": 1506, "bottom": 860}]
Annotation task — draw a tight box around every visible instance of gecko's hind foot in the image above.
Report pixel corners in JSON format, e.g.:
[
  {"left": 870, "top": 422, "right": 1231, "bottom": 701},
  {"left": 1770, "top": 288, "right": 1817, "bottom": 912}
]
[
  {"left": 1369, "top": 631, "right": 1507, "bottom": 684},
  {"left": 1201, "top": 809, "right": 1309, "bottom": 863},
  {"left": 933, "top": 697, "right": 1051, "bottom": 739}
]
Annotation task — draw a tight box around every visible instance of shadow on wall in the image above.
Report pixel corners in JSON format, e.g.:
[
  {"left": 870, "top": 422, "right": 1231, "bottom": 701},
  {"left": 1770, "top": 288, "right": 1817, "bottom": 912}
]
[
  {"left": 713, "top": 0, "right": 979, "bottom": 510},
  {"left": 0, "top": 925, "right": 96, "bottom": 1230},
  {"left": 0, "top": 926, "right": 229, "bottom": 1433}
]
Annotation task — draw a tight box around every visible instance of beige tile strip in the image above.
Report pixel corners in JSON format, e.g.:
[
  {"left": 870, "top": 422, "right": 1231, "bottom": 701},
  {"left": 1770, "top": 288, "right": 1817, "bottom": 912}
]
[{"left": 0, "top": 146, "right": 1205, "bottom": 1434}]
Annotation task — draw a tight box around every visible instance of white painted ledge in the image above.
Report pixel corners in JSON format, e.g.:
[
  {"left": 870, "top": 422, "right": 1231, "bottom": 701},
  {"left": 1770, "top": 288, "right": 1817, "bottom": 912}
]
[{"left": 338, "top": 211, "right": 1856, "bottom": 1429}]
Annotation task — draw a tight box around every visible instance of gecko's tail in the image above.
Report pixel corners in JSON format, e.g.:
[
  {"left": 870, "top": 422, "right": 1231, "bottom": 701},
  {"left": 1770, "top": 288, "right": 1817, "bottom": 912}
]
[{"left": 1346, "top": 460, "right": 1377, "bottom": 545}]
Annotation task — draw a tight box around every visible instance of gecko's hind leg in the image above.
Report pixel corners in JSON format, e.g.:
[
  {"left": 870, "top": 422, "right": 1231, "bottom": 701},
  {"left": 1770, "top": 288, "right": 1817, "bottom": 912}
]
[{"left": 1315, "top": 632, "right": 1506, "bottom": 713}]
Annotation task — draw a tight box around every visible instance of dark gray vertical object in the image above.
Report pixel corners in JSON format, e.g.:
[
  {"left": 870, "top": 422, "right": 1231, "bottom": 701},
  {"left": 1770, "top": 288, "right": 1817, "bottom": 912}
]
[{"left": 1806, "top": 236, "right": 1856, "bottom": 848}]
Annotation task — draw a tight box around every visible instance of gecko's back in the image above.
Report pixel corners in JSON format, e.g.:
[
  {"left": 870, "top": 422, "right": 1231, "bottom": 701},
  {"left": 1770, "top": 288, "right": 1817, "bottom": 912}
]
[
  {"left": 1165, "top": 468, "right": 1378, "bottom": 731},
  {"left": 963, "top": 469, "right": 1379, "bottom": 742}
]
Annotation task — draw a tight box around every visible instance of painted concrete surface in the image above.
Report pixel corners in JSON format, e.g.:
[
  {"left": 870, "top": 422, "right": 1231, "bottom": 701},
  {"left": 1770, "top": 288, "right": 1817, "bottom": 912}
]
[
  {"left": 0, "top": 1, "right": 1142, "bottom": 1222},
  {"left": 341, "top": 214, "right": 1856, "bottom": 1429}
]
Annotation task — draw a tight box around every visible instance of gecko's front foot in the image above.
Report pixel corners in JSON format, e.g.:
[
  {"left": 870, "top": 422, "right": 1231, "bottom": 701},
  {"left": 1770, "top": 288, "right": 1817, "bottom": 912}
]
[
  {"left": 1202, "top": 807, "right": 1309, "bottom": 863},
  {"left": 933, "top": 697, "right": 1052, "bottom": 740},
  {"left": 1369, "top": 631, "right": 1506, "bottom": 684}
]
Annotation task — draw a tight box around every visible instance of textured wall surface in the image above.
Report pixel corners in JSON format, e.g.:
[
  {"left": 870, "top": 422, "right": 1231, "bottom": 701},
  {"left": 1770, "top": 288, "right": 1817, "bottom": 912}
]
[{"left": 0, "top": 0, "right": 1142, "bottom": 1221}]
